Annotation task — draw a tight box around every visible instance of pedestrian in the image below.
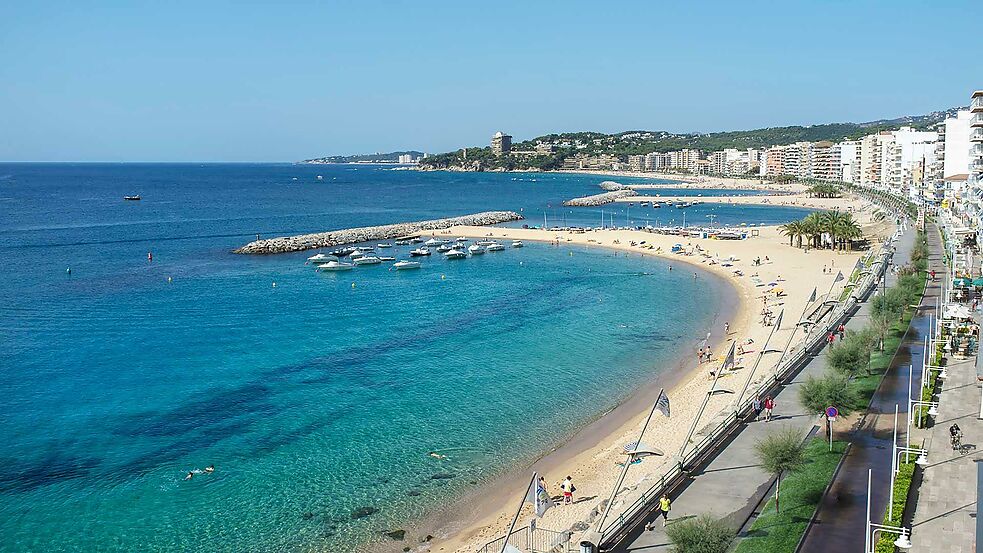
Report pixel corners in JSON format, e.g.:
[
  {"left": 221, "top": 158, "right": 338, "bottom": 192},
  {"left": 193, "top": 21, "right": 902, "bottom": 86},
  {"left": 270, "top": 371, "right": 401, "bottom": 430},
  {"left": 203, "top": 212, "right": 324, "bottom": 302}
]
[
  {"left": 698, "top": 347, "right": 704, "bottom": 364},
  {"left": 705, "top": 346, "right": 712, "bottom": 362},
  {"left": 724, "top": 322, "right": 730, "bottom": 335},
  {"left": 838, "top": 323, "right": 846, "bottom": 340},
  {"left": 752, "top": 395, "right": 762, "bottom": 421},
  {"left": 561, "top": 476, "right": 574, "bottom": 505},
  {"left": 827, "top": 331, "right": 835, "bottom": 347},
  {"left": 658, "top": 493, "right": 671, "bottom": 526},
  {"left": 763, "top": 396, "right": 775, "bottom": 421}
]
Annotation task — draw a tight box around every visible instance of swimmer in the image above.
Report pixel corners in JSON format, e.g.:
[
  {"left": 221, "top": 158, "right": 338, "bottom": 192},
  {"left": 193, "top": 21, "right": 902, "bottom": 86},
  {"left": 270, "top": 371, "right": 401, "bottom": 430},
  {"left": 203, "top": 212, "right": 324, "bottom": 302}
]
[
  {"left": 204, "top": 465, "right": 215, "bottom": 473},
  {"left": 428, "top": 452, "right": 447, "bottom": 460},
  {"left": 185, "top": 471, "right": 194, "bottom": 480}
]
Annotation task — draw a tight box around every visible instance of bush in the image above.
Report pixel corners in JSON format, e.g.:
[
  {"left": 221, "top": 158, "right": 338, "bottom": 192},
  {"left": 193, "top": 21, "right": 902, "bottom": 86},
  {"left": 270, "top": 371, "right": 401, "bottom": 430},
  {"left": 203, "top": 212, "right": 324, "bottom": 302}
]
[
  {"left": 665, "top": 514, "right": 734, "bottom": 553},
  {"left": 874, "top": 461, "right": 916, "bottom": 553},
  {"left": 799, "top": 373, "right": 859, "bottom": 415},
  {"left": 827, "top": 334, "right": 873, "bottom": 377}
]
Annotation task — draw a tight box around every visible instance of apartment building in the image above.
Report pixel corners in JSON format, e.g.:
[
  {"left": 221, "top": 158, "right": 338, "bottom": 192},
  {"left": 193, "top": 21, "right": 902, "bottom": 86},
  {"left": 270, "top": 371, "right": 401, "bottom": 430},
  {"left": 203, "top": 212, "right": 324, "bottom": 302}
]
[
  {"left": 644, "top": 152, "right": 670, "bottom": 171},
  {"left": 628, "top": 155, "right": 645, "bottom": 172},
  {"left": 668, "top": 149, "right": 701, "bottom": 172}
]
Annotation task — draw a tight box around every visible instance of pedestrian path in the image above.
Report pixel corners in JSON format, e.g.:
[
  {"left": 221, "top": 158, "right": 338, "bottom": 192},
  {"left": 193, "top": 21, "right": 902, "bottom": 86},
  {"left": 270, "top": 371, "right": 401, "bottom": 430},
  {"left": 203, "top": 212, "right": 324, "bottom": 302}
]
[
  {"left": 909, "top": 297, "right": 981, "bottom": 549},
  {"left": 613, "top": 231, "right": 912, "bottom": 553}
]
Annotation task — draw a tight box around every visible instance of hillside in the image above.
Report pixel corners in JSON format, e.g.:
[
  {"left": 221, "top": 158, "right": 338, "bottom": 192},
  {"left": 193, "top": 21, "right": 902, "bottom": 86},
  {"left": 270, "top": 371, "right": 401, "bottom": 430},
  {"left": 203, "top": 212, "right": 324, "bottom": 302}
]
[
  {"left": 301, "top": 151, "right": 425, "bottom": 164},
  {"left": 419, "top": 107, "right": 963, "bottom": 171}
]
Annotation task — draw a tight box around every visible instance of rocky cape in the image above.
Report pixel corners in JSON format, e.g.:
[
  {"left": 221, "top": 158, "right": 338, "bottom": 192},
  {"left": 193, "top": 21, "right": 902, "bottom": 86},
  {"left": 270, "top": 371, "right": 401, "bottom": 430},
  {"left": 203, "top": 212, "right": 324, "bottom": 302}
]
[{"left": 233, "top": 211, "right": 524, "bottom": 254}]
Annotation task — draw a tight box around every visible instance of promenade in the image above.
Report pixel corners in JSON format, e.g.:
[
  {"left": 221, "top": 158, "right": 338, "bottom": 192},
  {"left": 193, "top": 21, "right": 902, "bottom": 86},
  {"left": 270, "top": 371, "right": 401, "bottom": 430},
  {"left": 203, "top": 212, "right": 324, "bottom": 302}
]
[
  {"left": 612, "top": 228, "right": 912, "bottom": 553},
  {"left": 909, "top": 239, "right": 981, "bottom": 551}
]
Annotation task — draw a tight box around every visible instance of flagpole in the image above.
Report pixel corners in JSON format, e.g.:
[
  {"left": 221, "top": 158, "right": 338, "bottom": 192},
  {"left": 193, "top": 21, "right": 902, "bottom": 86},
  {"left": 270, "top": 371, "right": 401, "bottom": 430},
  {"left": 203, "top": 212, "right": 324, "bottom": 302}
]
[
  {"left": 775, "top": 287, "right": 817, "bottom": 381},
  {"left": 499, "top": 473, "right": 538, "bottom": 553},
  {"left": 594, "top": 390, "right": 663, "bottom": 534},
  {"left": 679, "top": 342, "right": 734, "bottom": 459},
  {"left": 733, "top": 309, "right": 783, "bottom": 414},
  {"left": 823, "top": 271, "right": 843, "bottom": 303}
]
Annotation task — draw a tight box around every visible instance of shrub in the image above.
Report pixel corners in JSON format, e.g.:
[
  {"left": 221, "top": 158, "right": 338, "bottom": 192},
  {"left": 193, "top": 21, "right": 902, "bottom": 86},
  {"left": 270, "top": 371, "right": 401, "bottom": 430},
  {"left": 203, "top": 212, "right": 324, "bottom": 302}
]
[
  {"left": 799, "top": 373, "right": 859, "bottom": 415},
  {"left": 754, "top": 427, "right": 807, "bottom": 513},
  {"left": 665, "top": 514, "right": 734, "bottom": 553}
]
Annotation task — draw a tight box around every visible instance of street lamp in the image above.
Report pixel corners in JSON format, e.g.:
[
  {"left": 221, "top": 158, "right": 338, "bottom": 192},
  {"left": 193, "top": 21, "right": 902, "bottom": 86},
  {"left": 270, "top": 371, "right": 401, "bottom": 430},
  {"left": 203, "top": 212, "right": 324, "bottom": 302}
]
[
  {"left": 866, "top": 469, "right": 913, "bottom": 552},
  {"left": 889, "top": 404, "right": 929, "bottom": 519}
]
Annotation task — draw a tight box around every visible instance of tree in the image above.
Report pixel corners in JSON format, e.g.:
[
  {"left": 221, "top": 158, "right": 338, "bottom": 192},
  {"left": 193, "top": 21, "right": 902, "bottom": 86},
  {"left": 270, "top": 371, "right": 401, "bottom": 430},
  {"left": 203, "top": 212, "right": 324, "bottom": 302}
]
[
  {"left": 826, "top": 334, "right": 872, "bottom": 377},
  {"left": 799, "top": 373, "right": 858, "bottom": 437},
  {"left": 754, "top": 427, "right": 806, "bottom": 513},
  {"left": 664, "top": 514, "right": 734, "bottom": 553}
]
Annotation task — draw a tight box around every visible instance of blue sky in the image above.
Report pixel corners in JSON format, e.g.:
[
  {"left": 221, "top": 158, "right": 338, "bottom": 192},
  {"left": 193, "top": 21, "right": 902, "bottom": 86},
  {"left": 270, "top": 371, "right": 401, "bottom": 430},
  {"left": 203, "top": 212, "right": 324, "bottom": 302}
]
[{"left": 1, "top": 0, "right": 980, "bottom": 161}]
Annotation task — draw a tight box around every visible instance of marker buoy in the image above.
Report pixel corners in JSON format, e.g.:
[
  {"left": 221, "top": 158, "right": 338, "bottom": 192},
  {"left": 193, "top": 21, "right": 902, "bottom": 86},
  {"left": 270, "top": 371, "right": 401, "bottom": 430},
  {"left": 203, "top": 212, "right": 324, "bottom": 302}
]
[
  {"left": 351, "top": 282, "right": 356, "bottom": 288},
  {"left": 66, "top": 268, "right": 71, "bottom": 274},
  {"left": 167, "top": 276, "right": 172, "bottom": 282},
  {"left": 272, "top": 282, "right": 277, "bottom": 288},
  {"left": 441, "top": 274, "right": 445, "bottom": 280}
]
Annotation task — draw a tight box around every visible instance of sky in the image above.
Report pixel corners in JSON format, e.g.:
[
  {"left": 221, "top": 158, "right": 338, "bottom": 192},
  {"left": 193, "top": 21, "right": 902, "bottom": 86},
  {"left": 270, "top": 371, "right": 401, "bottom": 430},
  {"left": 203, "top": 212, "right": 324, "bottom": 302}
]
[{"left": 1, "top": 0, "right": 980, "bottom": 162}]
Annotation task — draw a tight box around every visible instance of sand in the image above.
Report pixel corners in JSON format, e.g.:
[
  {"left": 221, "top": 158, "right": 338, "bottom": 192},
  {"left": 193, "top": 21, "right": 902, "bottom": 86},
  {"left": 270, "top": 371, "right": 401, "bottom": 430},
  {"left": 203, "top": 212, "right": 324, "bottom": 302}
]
[{"left": 379, "top": 192, "right": 886, "bottom": 553}]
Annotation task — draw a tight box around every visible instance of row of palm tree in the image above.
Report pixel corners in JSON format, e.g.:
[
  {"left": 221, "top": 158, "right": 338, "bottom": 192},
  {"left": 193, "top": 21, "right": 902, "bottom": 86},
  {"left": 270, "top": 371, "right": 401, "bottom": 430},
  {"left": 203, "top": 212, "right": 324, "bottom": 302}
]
[
  {"left": 805, "top": 183, "right": 842, "bottom": 198},
  {"left": 780, "top": 211, "right": 863, "bottom": 250}
]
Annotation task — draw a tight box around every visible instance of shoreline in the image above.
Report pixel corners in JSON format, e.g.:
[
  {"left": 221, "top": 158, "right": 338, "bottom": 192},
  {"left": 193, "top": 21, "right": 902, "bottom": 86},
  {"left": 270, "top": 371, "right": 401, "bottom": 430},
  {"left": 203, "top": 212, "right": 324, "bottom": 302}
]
[{"left": 365, "top": 190, "right": 881, "bottom": 553}]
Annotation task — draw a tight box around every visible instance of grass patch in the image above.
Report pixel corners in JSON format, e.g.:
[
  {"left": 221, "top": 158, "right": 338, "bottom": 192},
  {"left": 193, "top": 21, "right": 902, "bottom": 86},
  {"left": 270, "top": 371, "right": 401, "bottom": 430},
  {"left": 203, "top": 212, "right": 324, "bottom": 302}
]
[{"left": 735, "top": 439, "right": 847, "bottom": 553}]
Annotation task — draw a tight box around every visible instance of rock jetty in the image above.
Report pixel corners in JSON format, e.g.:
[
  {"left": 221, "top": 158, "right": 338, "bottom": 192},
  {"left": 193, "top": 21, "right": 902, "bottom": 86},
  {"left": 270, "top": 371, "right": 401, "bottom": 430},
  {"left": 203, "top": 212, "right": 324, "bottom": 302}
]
[
  {"left": 562, "top": 189, "right": 638, "bottom": 207},
  {"left": 233, "top": 211, "right": 523, "bottom": 254},
  {"left": 598, "top": 180, "right": 628, "bottom": 191}
]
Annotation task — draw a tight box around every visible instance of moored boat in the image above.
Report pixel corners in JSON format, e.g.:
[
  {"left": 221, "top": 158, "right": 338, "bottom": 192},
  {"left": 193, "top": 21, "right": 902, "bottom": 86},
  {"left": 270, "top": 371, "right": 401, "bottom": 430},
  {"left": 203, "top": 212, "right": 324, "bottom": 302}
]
[
  {"left": 317, "top": 261, "right": 353, "bottom": 271},
  {"left": 307, "top": 253, "right": 338, "bottom": 264},
  {"left": 409, "top": 247, "right": 431, "bottom": 257},
  {"left": 123, "top": 195, "right": 141, "bottom": 201},
  {"left": 392, "top": 260, "right": 422, "bottom": 270},
  {"left": 377, "top": 243, "right": 393, "bottom": 248},
  {"left": 486, "top": 242, "right": 505, "bottom": 251},
  {"left": 378, "top": 256, "right": 395, "bottom": 261},
  {"left": 424, "top": 238, "right": 446, "bottom": 247},
  {"left": 331, "top": 247, "right": 357, "bottom": 258},
  {"left": 468, "top": 244, "right": 485, "bottom": 255},
  {"left": 436, "top": 244, "right": 453, "bottom": 253},
  {"left": 511, "top": 240, "right": 524, "bottom": 248},
  {"left": 444, "top": 249, "right": 467, "bottom": 259},
  {"left": 353, "top": 256, "right": 382, "bottom": 265}
]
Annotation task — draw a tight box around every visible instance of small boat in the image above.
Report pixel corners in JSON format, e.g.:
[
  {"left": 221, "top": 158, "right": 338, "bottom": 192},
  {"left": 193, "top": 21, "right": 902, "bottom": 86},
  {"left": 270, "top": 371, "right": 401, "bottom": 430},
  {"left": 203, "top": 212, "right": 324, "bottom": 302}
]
[
  {"left": 377, "top": 243, "right": 393, "bottom": 249},
  {"left": 331, "top": 247, "right": 356, "bottom": 258},
  {"left": 511, "top": 240, "right": 524, "bottom": 248},
  {"left": 316, "top": 175, "right": 323, "bottom": 181},
  {"left": 350, "top": 251, "right": 366, "bottom": 260},
  {"left": 476, "top": 240, "right": 496, "bottom": 246},
  {"left": 486, "top": 243, "right": 506, "bottom": 252},
  {"left": 651, "top": 203, "right": 661, "bottom": 208},
  {"left": 410, "top": 247, "right": 431, "bottom": 257},
  {"left": 676, "top": 202, "right": 690, "bottom": 208},
  {"left": 394, "top": 240, "right": 410, "bottom": 246},
  {"left": 353, "top": 256, "right": 382, "bottom": 265},
  {"left": 444, "top": 249, "right": 467, "bottom": 259},
  {"left": 355, "top": 246, "right": 375, "bottom": 252},
  {"left": 456, "top": 237, "right": 469, "bottom": 242},
  {"left": 123, "top": 195, "right": 141, "bottom": 201},
  {"left": 468, "top": 244, "right": 486, "bottom": 255},
  {"left": 307, "top": 253, "right": 338, "bottom": 264},
  {"left": 378, "top": 256, "right": 396, "bottom": 261},
  {"left": 393, "top": 260, "right": 422, "bottom": 270},
  {"left": 436, "top": 244, "right": 453, "bottom": 253},
  {"left": 408, "top": 237, "right": 424, "bottom": 244},
  {"left": 318, "top": 261, "right": 353, "bottom": 271},
  {"left": 424, "top": 238, "right": 446, "bottom": 247}
]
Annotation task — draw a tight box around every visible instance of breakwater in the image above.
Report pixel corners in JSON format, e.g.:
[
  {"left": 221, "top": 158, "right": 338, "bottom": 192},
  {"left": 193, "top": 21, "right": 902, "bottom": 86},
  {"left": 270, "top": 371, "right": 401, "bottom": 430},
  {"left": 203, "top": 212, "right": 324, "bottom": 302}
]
[
  {"left": 563, "top": 189, "right": 638, "bottom": 207},
  {"left": 233, "top": 211, "right": 523, "bottom": 254}
]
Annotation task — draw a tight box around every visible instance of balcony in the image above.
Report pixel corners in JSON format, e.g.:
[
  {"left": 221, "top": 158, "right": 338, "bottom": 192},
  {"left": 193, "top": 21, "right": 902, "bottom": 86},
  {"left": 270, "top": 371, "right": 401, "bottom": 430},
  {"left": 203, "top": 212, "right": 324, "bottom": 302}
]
[
  {"left": 971, "top": 127, "right": 983, "bottom": 142},
  {"left": 972, "top": 113, "right": 983, "bottom": 127},
  {"left": 973, "top": 93, "right": 983, "bottom": 112}
]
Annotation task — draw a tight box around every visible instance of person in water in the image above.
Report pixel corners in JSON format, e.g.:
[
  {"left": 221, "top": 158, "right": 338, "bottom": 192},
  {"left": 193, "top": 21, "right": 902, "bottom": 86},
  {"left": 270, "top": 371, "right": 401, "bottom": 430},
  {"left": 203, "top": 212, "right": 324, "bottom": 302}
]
[
  {"left": 204, "top": 465, "right": 215, "bottom": 473},
  {"left": 185, "top": 471, "right": 194, "bottom": 480},
  {"left": 428, "top": 452, "right": 447, "bottom": 460}
]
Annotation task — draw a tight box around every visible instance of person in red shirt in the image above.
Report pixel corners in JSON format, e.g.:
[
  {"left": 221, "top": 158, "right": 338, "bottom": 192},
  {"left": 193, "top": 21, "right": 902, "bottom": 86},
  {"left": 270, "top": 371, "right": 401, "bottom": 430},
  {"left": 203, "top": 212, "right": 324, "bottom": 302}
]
[
  {"left": 763, "top": 396, "right": 775, "bottom": 421},
  {"left": 837, "top": 323, "right": 846, "bottom": 340}
]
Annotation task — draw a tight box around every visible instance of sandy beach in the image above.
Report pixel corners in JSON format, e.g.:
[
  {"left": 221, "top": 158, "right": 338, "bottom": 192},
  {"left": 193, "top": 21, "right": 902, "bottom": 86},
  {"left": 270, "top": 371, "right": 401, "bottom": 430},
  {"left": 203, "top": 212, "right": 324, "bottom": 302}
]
[{"left": 386, "top": 191, "right": 891, "bottom": 553}]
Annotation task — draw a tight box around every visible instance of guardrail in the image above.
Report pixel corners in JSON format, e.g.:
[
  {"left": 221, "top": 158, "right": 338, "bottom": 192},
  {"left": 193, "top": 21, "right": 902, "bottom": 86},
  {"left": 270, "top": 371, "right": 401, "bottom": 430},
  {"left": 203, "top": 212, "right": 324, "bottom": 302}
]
[
  {"left": 596, "top": 240, "right": 894, "bottom": 549},
  {"left": 477, "top": 525, "right": 574, "bottom": 553}
]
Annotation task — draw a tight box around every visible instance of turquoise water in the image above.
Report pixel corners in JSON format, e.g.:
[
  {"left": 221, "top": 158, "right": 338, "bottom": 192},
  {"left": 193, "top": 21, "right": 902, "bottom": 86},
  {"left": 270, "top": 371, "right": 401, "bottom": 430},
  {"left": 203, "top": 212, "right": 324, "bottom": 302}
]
[{"left": 0, "top": 165, "right": 812, "bottom": 551}]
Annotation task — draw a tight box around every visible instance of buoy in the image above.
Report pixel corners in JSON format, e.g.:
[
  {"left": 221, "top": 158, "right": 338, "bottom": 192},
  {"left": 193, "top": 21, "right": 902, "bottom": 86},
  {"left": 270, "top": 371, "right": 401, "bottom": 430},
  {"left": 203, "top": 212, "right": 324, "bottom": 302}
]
[
  {"left": 441, "top": 274, "right": 446, "bottom": 280},
  {"left": 66, "top": 268, "right": 71, "bottom": 274},
  {"left": 351, "top": 282, "right": 356, "bottom": 288},
  {"left": 272, "top": 282, "right": 277, "bottom": 288},
  {"left": 167, "top": 276, "right": 172, "bottom": 282}
]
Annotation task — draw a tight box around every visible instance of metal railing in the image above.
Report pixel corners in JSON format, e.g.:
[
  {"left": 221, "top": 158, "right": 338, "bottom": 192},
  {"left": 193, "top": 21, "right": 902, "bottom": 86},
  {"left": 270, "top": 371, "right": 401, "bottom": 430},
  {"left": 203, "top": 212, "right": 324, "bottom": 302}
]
[
  {"left": 597, "top": 243, "right": 892, "bottom": 548},
  {"left": 477, "top": 525, "right": 574, "bottom": 553}
]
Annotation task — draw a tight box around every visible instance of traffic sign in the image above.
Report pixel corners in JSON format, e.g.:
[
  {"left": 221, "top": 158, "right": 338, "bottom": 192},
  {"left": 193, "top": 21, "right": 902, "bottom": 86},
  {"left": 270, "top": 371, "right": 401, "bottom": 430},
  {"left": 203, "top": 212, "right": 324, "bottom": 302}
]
[{"left": 826, "top": 406, "right": 839, "bottom": 418}]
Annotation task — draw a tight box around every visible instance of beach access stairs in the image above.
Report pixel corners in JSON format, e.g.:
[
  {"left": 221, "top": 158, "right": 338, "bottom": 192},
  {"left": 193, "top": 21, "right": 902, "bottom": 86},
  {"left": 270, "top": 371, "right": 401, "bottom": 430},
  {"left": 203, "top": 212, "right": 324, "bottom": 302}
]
[{"left": 477, "top": 525, "right": 574, "bottom": 553}]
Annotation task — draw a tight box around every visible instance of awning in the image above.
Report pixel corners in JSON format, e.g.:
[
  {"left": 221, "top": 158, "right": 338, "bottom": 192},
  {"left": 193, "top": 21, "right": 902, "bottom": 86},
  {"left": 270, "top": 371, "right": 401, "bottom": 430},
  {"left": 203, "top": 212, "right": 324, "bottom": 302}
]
[
  {"left": 973, "top": 278, "right": 983, "bottom": 287},
  {"left": 954, "top": 277, "right": 972, "bottom": 287},
  {"left": 945, "top": 304, "right": 973, "bottom": 319}
]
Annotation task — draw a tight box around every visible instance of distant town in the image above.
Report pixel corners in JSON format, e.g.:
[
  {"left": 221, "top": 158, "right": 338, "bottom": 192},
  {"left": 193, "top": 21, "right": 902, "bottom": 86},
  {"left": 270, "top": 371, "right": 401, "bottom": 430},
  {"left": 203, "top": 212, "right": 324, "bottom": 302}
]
[{"left": 301, "top": 150, "right": 427, "bottom": 164}]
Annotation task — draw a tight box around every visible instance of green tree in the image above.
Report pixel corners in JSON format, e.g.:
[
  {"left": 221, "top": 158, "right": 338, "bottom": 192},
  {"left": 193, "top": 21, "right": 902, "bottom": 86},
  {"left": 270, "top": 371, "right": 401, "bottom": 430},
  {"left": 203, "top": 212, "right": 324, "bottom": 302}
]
[
  {"left": 664, "top": 514, "right": 734, "bottom": 553},
  {"left": 754, "top": 427, "right": 807, "bottom": 513},
  {"left": 799, "top": 373, "right": 858, "bottom": 437}
]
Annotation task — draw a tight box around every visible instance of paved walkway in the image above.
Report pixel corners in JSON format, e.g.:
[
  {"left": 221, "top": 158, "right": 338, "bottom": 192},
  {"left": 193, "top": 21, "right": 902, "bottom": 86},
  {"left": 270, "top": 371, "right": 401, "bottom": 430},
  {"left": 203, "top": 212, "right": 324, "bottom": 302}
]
[
  {"left": 612, "top": 232, "right": 909, "bottom": 553},
  {"left": 909, "top": 255, "right": 982, "bottom": 551}
]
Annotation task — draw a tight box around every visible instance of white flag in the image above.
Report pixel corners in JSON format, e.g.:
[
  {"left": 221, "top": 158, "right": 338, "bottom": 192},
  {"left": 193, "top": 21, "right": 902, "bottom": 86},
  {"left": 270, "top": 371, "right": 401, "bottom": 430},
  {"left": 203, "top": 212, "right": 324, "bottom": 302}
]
[
  {"left": 722, "top": 341, "right": 736, "bottom": 372},
  {"left": 807, "top": 287, "right": 817, "bottom": 303},
  {"left": 525, "top": 473, "right": 553, "bottom": 518}
]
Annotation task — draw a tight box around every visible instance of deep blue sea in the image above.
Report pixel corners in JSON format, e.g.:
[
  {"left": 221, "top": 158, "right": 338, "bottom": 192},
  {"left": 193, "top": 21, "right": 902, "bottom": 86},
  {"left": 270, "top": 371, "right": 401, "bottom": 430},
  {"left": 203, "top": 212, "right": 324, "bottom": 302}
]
[{"left": 0, "top": 164, "right": 813, "bottom": 552}]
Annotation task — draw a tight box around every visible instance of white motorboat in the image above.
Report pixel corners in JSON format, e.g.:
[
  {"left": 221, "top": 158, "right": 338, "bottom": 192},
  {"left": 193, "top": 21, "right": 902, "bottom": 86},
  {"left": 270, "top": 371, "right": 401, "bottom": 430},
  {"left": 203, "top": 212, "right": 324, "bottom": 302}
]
[
  {"left": 456, "top": 237, "right": 469, "bottom": 242},
  {"left": 353, "top": 256, "right": 382, "bottom": 265},
  {"left": 511, "top": 240, "right": 524, "bottom": 248},
  {"left": 444, "top": 249, "right": 467, "bottom": 259},
  {"left": 410, "top": 247, "right": 431, "bottom": 257},
  {"left": 378, "top": 256, "right": 395, "bottom": 261},
  {"left": 350, "top": 251, "right": 366, "bottom": 260},
  {"left": 317, "top": 261, "right": 353, "bottom": 271},
  {"left": 476, "top": 240, "right": 496, "bottom": 246},
  {"left": 355, "top": 246, "right": 375, "bottom": 252},
  {"left": 424, "top": 238, "right": 447, "bottom": 247},
  {"left": 408, "top": 237, "right": 424, "bottom": 244},
  {"left": 468, "top": 244, "right": 486, "bottom": 255},
  {"left": 394, "top": 240, "right": 410, "bottom": 246},
  {"left": 377, "top": 243, "right": 393, "bottom": 248},
  {"left": 307, "top": 253, "right": 338, "bottom": 264},
  {"left": 486, "top": 243, "right": 505, "bottom": 252},
  {"left": 392, "top": 260, "right": 422, "bottom": 270},
  {"left": 436, "top": 244, "right": 453, "bottom": 253}
]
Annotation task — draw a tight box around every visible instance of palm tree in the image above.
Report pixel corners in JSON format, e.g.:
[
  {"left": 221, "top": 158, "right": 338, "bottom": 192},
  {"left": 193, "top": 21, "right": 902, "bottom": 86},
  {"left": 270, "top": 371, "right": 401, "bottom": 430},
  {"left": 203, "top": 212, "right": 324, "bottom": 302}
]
[{"left": 779, "top": 221, "right": 800, "bottom": 247}]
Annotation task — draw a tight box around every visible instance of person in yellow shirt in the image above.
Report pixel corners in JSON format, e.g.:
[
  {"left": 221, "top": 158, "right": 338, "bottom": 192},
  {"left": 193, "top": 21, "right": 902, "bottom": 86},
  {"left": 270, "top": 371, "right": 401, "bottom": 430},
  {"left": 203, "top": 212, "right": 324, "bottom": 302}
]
[{"left": 657, "top": 494, "right": 671, "bottom": 527}]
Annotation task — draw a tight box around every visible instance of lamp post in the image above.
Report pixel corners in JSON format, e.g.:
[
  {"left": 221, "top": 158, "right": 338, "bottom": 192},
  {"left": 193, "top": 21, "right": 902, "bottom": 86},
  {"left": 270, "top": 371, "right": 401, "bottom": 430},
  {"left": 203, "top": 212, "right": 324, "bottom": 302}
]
[
  {"left": 889, "top": 404, "right": 928, "bottom": 520},
  {"left": 866, "top": 469, "right": 913, "bottom": 552}
]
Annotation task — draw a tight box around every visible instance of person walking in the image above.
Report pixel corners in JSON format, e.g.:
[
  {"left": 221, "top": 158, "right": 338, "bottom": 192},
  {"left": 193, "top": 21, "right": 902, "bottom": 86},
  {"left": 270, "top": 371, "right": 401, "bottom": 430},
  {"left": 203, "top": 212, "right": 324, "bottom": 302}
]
[
  {"left": 561, "top": 476, "right": 574, "bottom": 505},
  {"left": 658, "top": 494, "right": 671, "bottom": 526},
  {"left": 763, "top": 396, "right": 775, "bottom": 422},
  {"left": 724, "top": 322, "right": 730, "bottom": 335},
  {"left": 837, "top": 323, "right": 846, "bottom": 341},
  {"left": 752, "top": 396, "right": 762, "bottom": 421},
  {"left": 827, "top": 331, "right": 835, "bottom": 347}
]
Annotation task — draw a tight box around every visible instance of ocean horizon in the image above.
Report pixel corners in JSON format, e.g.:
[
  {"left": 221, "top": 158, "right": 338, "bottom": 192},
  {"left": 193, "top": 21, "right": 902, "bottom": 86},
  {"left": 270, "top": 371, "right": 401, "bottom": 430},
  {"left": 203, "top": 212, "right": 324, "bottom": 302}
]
[{"left": 0, "top": 164, "right": 814, "bottom": 551}]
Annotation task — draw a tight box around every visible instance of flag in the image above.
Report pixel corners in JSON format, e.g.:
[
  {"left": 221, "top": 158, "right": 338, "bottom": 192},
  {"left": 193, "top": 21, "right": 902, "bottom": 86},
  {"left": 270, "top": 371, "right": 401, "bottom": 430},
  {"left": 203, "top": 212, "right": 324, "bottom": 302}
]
[
  {"left": 854, "top": 257, "right": 863, "bottom": 272},
  {"left": 807, "top": 287, "right": 817, "bottom": 303},
  {"left": 525, "top": 472, "right": 553, "bottom": 518},
  {"left": 833, "top": 270, "right": 844, "bottom": 283},
  {"left": 655, "top": 389, "right": 671, "bottom": 418},
  {"left": 722, "top": 341, "right": 736, "bottom": 371}
]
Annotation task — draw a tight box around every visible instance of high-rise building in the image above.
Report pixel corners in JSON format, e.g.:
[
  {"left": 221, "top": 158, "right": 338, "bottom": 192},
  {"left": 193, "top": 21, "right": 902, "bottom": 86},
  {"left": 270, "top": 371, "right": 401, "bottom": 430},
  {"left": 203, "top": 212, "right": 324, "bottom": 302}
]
[
  {"left": 628, "top": 155, "right": 646, "bottom": 172},
  {"left": 644, "top": 152, "right": 669, "bottom": 171},
  {"left": 491, "top": 131, "right": 512, "bottom": 155}
]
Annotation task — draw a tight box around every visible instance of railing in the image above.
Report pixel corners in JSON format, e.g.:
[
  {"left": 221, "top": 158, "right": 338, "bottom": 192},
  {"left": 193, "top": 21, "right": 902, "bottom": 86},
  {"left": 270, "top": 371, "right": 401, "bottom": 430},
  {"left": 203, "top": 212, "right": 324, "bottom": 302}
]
[
  {"left": 477, "top": 525, "right": 574, "bottom": 553},
  {"left": 597, "top": 241, "right": 893, "bottom": 549}
]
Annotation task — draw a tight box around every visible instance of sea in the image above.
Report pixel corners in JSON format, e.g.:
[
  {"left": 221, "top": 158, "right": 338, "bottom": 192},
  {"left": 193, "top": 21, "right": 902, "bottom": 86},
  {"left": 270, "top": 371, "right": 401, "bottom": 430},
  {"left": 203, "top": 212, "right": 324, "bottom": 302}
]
[{"left": 0, "top": 164, "right": 815, "bottom": 552}]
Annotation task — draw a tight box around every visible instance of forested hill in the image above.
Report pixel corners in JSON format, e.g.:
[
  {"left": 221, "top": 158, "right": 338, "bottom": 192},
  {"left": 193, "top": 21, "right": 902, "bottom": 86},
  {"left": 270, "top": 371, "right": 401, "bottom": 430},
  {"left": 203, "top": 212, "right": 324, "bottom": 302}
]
[
  {"left": 419, "top": 106, "right": 962, "bottom": 171},
  {"left": 301, "top": 151, "right": 424, "bottom": 164}
]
